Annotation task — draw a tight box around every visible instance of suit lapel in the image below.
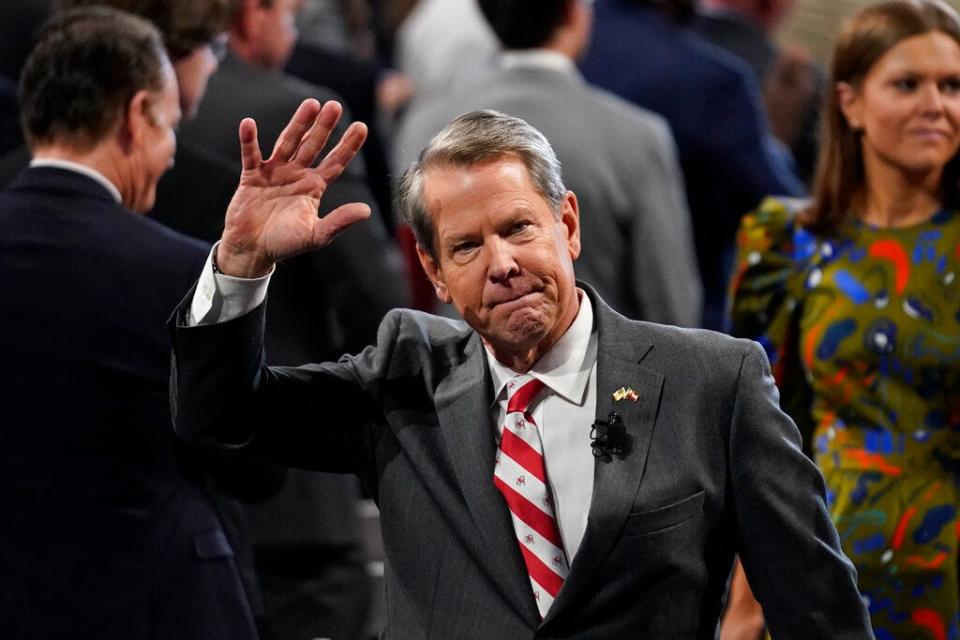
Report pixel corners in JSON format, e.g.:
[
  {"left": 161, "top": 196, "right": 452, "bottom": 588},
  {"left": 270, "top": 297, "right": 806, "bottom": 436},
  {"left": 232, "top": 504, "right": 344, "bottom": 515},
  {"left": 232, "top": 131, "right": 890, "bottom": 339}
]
[
  {"left": 434, "top": 333, "right": 541, "bottom": 624},
  {"left": 544, "top": 289, "right": 664, "bottom": 623}
]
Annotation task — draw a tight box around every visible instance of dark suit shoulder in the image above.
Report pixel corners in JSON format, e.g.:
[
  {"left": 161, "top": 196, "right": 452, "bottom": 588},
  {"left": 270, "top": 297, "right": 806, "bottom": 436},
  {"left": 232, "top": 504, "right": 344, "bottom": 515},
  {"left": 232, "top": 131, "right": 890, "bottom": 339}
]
[{"left": 628, "top": 317, "right": 762, "bottom": 381}]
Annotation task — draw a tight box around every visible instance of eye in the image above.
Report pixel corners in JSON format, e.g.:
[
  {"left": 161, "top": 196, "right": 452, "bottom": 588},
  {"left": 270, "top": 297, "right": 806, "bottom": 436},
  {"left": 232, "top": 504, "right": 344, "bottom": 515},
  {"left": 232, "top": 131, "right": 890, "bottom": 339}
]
[
  {"left": 940, "top": 76, "right": 960, "bottom": 95},
  {"left": 892, "top": 77, "right": 918, "bottom": 92},
  {"left": 508, "top": 221, "right": 531, "bottom": 235},
  {"left": 451, "top": 240, "right": 478, "bottom": 255}
]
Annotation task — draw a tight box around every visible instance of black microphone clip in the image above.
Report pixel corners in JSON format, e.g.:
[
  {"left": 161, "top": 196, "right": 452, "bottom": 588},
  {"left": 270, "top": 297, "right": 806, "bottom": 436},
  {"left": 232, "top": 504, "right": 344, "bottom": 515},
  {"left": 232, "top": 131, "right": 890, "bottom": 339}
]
[{"left": 590, "top": 411, "right": 630, "bottom": 460}]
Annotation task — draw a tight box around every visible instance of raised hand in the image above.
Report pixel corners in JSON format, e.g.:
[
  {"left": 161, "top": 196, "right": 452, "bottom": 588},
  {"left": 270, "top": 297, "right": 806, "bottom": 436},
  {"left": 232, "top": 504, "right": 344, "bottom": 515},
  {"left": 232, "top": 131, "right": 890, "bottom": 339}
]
[{"left": 216, "top": 99, "right": 370, "bottom": 278}]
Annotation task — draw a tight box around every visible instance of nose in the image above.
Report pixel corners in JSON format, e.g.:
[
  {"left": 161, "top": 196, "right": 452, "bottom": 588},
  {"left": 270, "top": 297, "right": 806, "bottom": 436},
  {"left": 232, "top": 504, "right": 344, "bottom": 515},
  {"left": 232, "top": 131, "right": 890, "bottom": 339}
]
[
  {"left": 486, "top": 236, "right": 520, "bottom": 283},
  {"left": 920, "top": 82, "right": 945, "bottom": 117}
]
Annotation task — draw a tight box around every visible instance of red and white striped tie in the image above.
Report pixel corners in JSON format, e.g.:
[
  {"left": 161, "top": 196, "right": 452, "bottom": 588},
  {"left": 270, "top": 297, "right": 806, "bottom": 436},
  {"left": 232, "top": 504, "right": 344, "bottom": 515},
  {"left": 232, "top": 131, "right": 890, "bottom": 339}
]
[{"left": 493, "top": 375, "right": 569, "bottom": 618}]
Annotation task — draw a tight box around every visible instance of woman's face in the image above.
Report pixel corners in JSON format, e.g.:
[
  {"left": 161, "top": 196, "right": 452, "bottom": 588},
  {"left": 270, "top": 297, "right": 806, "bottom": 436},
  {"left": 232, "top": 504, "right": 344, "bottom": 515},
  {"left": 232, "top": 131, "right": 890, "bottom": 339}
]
[{"left": 840, "top": 30, "right": 960, "bottom": 182}]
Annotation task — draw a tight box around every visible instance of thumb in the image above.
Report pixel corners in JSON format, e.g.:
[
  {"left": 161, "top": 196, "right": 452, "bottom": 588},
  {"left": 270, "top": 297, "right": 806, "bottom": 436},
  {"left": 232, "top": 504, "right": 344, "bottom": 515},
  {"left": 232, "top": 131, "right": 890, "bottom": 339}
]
[{"left": 311, "top": 202, "right": 372, "bottom": 247}]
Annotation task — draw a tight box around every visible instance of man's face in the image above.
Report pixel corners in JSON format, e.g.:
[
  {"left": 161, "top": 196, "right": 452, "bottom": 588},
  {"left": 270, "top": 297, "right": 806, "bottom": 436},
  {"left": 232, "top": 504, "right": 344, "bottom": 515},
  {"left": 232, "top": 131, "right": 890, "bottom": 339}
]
[
  {"left": 417, "top": 157, "right": 581, "bottom": 366},
  {"left": 128, "top": 63, "right": 180, "bottom": 213},
  {"left": 172, "top": 34, "right": 225, "bottom": 120},
  {"left": 252, "top": 0, "right": 302, "bottom": 70}
]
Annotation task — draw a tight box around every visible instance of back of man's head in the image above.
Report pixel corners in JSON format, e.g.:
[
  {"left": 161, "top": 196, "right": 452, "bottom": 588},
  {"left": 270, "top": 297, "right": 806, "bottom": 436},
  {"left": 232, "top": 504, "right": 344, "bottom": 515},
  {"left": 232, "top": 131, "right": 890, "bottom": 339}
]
[
  {"left": 477, "top": 0, "right": 570, "bottom": 49},
  {"left": 53, "top": 0, "right": 238, "bottom": 61},
  {"left": 20, "top": 6, "right": 167, "bottom": 151}
]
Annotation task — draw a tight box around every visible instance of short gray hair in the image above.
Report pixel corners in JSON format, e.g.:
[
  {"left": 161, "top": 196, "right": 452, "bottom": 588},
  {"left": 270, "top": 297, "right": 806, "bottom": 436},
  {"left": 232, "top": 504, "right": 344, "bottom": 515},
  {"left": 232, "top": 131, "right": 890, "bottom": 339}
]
[{"left": 396, "top": 110, "right": 566, "bottom": 259}]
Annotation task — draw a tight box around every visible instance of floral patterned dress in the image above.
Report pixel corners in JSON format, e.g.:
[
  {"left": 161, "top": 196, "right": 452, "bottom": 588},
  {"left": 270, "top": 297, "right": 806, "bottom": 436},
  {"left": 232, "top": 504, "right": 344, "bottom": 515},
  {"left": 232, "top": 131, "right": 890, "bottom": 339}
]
[{"left": 729, "top": 196, "right": 960, "bottom": 640}]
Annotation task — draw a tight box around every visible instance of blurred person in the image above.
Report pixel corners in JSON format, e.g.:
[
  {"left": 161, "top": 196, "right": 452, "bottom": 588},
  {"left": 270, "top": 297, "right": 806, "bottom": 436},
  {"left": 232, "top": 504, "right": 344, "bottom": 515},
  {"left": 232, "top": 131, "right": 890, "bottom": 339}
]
[
  {"left": 0, "top": 8, "right": 257, "bottom": 639},
  {"left": 169, "top": 104, "right": 872, "bottom": 637},
  {"left": 179, "top": 1, "right": 410, "bottom": 638},
  {"left": 393, "top": 0, "right": 702, "bottom": 325},
  {"left": 690, "top": 0, "right": 823, "bottom": 182},
  {"left": 393, "top": 0, "right": 499, "bottom": 102},
  {"left": 728, "top": 0, "right": 960, "bottom": 636},
  {"left": 580, "top": 0, "right": 806, "bottom": 330}
]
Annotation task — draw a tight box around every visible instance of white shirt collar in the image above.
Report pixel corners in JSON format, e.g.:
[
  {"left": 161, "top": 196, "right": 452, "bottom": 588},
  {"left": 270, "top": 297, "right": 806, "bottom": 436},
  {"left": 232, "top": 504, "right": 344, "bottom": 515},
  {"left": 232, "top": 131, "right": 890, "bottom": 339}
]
[
  {"left": 486, "top": 290, "right": 597, "bottom": 407},
  {"left": 499, "top": 49, "right": 576, "bottom": 75},
  {"left": 29, "top": 158, "right": 123, "bottom": 205}
]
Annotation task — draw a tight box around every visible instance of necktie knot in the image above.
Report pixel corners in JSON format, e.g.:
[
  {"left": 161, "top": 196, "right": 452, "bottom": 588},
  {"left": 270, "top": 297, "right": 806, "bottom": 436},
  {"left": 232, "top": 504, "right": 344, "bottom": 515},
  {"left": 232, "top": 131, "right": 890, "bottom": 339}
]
[{"left": 507, "top": 375, "right": 545, "bottom": 414}]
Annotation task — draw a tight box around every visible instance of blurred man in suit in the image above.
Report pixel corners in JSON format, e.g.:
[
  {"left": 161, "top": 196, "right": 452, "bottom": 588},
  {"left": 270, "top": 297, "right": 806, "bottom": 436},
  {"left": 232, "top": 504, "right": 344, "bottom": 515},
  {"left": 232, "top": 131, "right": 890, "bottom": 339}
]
[
  {"left": 395, "top": 0, "right": 702, "bottom": 326},
  {"left": 180, "top": 1, "right": 410, "bottom": 637},
  {"left": 581, "top": 0, "right": 806, "bottom": 329},
  {"left": 690, "top": 0, "right": 822, "bottom": 182},
  {"left": 0, "top": 8, "right": 257, "bottom": 639}
]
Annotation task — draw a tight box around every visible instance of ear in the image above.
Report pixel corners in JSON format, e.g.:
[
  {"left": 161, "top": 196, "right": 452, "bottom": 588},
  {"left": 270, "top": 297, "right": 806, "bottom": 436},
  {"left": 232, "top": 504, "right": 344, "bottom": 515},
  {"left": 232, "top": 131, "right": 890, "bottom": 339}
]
[
  {"left": 836, "top": 81, "right": 863, "bottom": 130},
  {"left": 416, "top": 244, "right": 451, "bottom": 304},
  {"left": 119, "top": 89, "right": 153, "bottom": 155},
  {"left": 560, "top": 190, "right": 581, "bottom": 261}
]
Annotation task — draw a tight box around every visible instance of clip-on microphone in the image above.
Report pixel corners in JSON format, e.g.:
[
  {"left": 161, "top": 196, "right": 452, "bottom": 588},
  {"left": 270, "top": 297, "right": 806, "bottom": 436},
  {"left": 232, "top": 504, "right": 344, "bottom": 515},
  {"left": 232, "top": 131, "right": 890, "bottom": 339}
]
[{"left": 590, "top": 411, "right": 630, "bottom": 459}]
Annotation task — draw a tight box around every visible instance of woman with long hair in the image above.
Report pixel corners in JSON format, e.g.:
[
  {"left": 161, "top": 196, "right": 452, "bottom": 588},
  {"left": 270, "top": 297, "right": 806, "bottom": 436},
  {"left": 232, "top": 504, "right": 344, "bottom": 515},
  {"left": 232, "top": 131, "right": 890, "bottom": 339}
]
[{"left": 728, "top": 0, "right": 960, "bottom": 636}]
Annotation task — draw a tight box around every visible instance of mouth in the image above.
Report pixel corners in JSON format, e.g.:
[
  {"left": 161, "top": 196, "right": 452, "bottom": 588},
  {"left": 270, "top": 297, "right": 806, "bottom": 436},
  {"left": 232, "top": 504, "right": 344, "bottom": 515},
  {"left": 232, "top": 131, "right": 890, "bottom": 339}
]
[
  {"left": 909, "top": 128, "right": 952, "bottom": 141},
  {"left": 488, "top": 291, "right": 541, "bottom": 311}
]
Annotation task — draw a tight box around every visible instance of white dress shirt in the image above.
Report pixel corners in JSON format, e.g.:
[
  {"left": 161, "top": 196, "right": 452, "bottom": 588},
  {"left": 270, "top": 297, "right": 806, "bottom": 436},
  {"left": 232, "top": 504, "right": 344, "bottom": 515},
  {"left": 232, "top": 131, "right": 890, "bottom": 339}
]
[
  {"left": 189, "top": 250, "right": 599, "bottom": 561},
  {"left": 499, "top": 49, "right": 576, "bottom": 74}
]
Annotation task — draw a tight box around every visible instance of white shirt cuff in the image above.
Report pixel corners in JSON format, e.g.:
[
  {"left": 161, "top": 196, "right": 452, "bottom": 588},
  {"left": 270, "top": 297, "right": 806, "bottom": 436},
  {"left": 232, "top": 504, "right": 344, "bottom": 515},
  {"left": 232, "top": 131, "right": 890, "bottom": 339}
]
[{"left": 189, "top": 243, "right": 274, "bottom": 326}]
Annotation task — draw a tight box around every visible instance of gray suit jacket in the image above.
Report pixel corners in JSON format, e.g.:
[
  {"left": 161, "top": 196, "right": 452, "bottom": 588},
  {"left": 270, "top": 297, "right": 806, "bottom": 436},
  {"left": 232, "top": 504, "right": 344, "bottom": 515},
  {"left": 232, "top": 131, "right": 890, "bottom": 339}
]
[
  {"left": 394, "top": 63, "right": 702, "bottom": 326},
  {"left": 170, "top": 284, "right": 871, "bottom": 639}
]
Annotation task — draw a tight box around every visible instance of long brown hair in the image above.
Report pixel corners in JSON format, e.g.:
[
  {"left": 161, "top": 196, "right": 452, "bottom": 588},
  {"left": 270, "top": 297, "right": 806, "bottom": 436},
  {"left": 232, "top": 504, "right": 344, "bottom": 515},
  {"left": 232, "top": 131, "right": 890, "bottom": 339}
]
[{"left": 804, "top": 0, "right": 960, "bottom": 233}]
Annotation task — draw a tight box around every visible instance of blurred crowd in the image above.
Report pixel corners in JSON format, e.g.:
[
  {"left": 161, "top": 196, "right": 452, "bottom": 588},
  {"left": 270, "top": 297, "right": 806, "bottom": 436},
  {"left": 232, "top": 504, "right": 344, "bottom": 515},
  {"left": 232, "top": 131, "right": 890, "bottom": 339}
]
[{"left": 1, "top": 0, "right": 958, "bottom": 638}]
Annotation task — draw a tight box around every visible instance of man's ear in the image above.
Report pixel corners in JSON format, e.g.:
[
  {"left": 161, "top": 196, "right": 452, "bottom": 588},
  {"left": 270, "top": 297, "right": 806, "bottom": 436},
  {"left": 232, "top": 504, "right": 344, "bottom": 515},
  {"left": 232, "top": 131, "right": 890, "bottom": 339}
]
[
  {"left": 119, "top": 89, "right": 152, "bottom": 154},
  {"left": 560, "top": 190, "right": 581, "bottom": 261},
  {"left": 416, "top": 244, "right": 451, "bottom": 304}
]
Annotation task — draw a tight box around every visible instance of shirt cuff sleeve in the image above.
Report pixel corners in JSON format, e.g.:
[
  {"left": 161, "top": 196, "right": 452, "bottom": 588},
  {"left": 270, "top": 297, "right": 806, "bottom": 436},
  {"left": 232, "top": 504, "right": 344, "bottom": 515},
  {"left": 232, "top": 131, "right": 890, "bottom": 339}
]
[{"left": 189, "top": 243, "right": 274, "bottom": 326}]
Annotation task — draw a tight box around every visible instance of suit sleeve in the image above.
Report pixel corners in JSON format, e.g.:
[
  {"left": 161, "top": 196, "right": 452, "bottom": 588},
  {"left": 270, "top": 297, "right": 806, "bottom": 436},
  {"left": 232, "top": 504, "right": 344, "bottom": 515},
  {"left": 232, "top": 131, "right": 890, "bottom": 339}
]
[
  {"left": 168, "top": 293, "right": 403, "bottom": 482},
  {"left": 728, "top": 341, "right": 873, "bottom": 639}
]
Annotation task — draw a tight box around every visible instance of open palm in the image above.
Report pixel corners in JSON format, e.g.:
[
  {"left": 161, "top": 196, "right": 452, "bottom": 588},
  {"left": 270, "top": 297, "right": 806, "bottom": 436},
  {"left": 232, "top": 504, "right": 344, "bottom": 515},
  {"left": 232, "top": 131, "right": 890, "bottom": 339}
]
[{"left": 217, "top": 99, "right": 370, "bottom": 278}]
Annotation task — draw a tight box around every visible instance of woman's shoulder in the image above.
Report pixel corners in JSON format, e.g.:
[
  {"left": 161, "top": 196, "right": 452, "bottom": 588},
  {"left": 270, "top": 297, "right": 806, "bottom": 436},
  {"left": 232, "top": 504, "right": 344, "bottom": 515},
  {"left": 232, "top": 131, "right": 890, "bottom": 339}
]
[
  {"left": 736, "top": 196, "right": 812, "bottom": 255},
  {"left": 728, "top": 196, "right": 815, "bottom": 340}
]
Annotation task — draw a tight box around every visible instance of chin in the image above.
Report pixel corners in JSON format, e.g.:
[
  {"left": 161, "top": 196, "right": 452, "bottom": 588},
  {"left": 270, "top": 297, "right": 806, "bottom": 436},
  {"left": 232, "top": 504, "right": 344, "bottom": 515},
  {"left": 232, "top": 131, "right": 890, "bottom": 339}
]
[{"left": 503, "top": 310, "right": 549, "bottom": 344}]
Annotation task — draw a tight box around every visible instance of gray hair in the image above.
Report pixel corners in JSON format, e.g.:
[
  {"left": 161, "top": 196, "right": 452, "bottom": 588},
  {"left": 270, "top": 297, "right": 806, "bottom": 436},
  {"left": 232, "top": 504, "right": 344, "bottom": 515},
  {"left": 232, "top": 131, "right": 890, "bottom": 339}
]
[{"left": 396, "top": 110, "right": 566, "bottom": 259}]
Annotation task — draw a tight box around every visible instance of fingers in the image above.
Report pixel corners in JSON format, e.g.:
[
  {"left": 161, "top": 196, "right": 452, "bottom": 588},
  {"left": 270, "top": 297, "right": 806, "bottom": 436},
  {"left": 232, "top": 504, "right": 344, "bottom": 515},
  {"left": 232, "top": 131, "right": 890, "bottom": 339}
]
[
  {"left": 270, "top": 98, "right": 325, "bottom": 162},
  {"left": 291, "top": 100, "right": 346, "bottom": 167},
  {"left": 238, "top": 118, "right": 262, "bottom": 172},
  {"left": 312, "top": 202, "right": 372, "bottom": 248},
  {"left": 316, "top": 121, "right": 369, "bottom": 183}
]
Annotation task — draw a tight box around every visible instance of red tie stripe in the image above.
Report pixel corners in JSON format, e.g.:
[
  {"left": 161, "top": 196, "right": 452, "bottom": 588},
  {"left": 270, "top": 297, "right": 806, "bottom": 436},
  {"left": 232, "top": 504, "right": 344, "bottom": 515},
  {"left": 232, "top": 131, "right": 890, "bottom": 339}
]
[{"left": 494, "top": 375, "right": 569, "bottom": 618}]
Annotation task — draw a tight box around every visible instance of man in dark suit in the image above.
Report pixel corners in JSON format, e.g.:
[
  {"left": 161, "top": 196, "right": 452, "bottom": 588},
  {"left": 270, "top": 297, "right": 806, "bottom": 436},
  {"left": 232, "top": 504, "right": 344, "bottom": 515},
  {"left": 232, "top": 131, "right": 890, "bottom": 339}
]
[
  {"left": 689, "top": 0, "right": 822, "bottom": 183},
  {"left": 169, "top": 103, "right": 874, "bottom": 637},
  {"left": 0, "top": 9, "right": 257, "bottom": 639},
  {"left": 580, "top": 0, "right": 807, "bottom": 329},
  {"left": 394, "top": 0, "right": 702, "bottom": 326}
]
